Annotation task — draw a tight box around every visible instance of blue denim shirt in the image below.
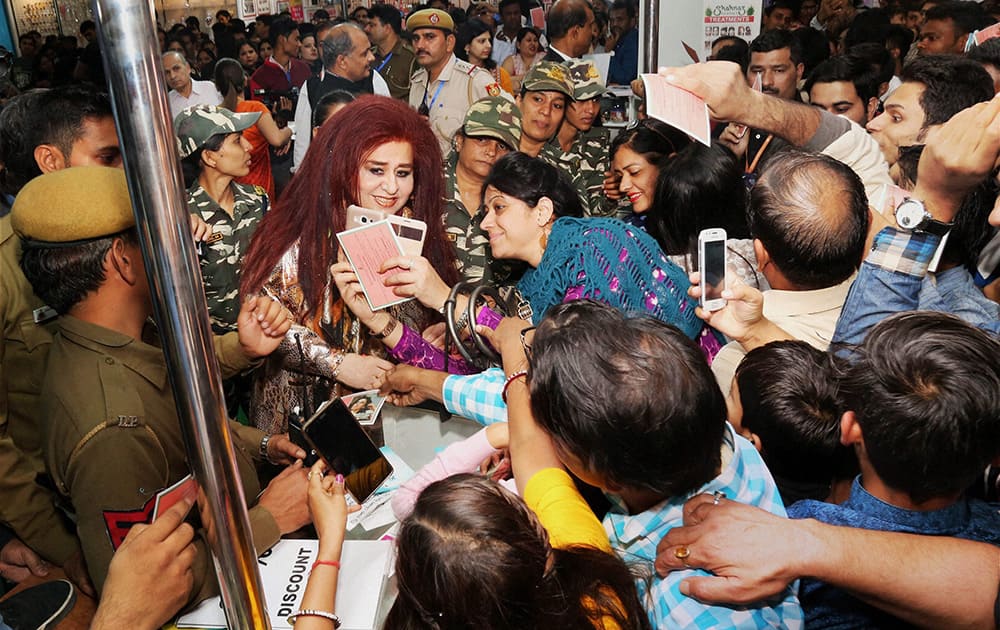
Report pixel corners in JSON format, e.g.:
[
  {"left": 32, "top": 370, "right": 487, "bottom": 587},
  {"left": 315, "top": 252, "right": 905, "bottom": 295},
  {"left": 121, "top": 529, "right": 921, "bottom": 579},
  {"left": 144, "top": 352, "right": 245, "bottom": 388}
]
[
  {"left": 788, "top": 477, "right": 1000, "bottom": 629},
  {"left": 834, "top": 228, "right": 1000, "bottom": 346}
]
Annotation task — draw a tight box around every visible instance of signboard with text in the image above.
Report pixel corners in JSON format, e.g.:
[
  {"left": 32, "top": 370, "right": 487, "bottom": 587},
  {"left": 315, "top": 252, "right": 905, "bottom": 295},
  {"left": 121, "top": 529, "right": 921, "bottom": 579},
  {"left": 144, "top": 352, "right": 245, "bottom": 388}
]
[{"left": 702, "top": 0, "right": 763, "bottom": 60}]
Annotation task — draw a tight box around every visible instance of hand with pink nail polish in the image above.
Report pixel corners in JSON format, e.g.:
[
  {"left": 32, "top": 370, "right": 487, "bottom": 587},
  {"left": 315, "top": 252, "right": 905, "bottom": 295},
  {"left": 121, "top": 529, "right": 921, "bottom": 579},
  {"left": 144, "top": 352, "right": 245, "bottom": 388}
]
[{"left": 306, "top": 461, "right": 357, "bottom": 565}]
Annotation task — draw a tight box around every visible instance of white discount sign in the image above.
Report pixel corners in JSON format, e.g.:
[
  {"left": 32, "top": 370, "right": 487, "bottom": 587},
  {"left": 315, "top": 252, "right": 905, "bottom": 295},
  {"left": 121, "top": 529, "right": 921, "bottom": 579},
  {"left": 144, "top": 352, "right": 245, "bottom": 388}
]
[{"left": 702, "top": 1, "right": 764, "bottom": 60}]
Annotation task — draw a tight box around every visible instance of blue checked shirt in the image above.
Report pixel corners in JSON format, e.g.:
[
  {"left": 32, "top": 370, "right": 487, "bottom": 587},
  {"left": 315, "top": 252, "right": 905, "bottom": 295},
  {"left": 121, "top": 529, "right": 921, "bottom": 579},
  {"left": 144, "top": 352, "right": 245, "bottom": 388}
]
[
  {"left": 603, "top": 424, "right": 804, "bottom": 629},
  {"left": 442, "top": 368, "right": 507, "bottom": 426}
]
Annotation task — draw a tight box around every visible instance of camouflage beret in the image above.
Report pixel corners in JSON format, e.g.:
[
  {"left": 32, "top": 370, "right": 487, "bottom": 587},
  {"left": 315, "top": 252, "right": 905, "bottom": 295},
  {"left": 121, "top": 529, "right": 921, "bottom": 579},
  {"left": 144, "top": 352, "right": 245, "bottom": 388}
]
[
  {"left": 12, "top": 166, "right": 134, "bottom": 245},
  {"left": 520, "top": 61, "right": 574, "bottom": 98},
  {"left": 565, "top": 59, "right": 605, "bottom": 101},
  {"left": 174, "top": 104, "right": 260, "bottom": 159},
  {"left": 462, "top": 97, "right": 521, "bottom": 150},
  {"left": 406, "top": 8, "right": 455, "bottom": 33}
]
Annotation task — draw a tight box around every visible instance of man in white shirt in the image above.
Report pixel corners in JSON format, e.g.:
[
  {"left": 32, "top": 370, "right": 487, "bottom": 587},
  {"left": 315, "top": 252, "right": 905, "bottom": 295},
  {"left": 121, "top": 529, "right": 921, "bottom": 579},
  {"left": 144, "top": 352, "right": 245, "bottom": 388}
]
[
  {"left": 292, "top": 22, "right": 390, "bottom": 172},
  {"left": 163, "top": 51, "right": 222, "bottom": 117}
]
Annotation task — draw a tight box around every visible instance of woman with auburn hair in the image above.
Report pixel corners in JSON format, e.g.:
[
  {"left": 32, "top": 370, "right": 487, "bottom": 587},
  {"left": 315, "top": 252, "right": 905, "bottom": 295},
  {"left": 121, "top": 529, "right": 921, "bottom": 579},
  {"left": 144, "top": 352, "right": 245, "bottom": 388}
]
[{"left": 239, "top": 95, "right": 460, "bottom": 433}]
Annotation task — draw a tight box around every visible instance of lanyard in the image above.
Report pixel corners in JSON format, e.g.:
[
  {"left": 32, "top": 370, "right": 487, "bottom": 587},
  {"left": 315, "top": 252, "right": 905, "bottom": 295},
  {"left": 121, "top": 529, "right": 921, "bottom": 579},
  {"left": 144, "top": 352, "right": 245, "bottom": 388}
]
[
  {"left": 376, "top": 52, "right": 393, "bottom": 73},
  {"left": 423, "top": 79, "right": 446, "bottom": 112}
]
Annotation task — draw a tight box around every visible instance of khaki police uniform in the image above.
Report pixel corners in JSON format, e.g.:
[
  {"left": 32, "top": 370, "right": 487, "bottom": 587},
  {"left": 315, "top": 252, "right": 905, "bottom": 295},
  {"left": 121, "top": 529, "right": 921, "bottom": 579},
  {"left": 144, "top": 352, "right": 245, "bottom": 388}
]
[
  {"left": 0, "top": 214, "right": 80, "bottom": 565},
  {"left": 374, "top": 38, "right": 418, "bottom": 101},
  {"left": 409, "top": 54, "right": 500, "bottom": 155},
  {"left": 41, "top": 315, "right": 279, "bottom": 597},
  {"left": 11, "top": 165, "right": 273, "bottom": 599}
]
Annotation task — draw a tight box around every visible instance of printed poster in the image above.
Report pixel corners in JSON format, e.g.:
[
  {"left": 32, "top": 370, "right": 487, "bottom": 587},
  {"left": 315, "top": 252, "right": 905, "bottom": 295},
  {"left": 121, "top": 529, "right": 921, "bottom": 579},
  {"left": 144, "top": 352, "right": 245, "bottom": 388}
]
[{"left": 702, "top": 0, "right": 763, "bottom": 60}]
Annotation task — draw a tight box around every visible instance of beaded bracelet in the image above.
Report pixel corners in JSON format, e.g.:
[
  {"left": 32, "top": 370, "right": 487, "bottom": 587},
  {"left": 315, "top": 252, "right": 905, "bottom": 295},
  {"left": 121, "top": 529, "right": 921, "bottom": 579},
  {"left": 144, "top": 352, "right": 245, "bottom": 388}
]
[
  {"left": 312, "top": 560, "right": 341, "bottom": 571},
  {"left": 287, "top": 609, "right": 341, "bottom": 628},
  {"left": 501, "top": 370, "right": 528, "bottom": 403}
]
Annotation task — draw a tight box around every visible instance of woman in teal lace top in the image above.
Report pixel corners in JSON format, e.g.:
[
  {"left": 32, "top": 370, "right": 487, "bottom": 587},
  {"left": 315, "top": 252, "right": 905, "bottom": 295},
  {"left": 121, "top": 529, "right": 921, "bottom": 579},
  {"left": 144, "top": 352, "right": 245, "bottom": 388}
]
[{"left": 333, "top": 152, "right": 714, "bottom": 367}]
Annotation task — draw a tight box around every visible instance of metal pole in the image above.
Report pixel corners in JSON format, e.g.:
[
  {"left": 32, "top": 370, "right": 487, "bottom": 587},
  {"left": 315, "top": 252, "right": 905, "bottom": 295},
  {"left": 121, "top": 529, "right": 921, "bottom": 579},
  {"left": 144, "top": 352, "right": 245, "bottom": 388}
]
[
  {"left": 91, "top": 1, "right": 270, "bottom": 627},
  {"left": 641, "top": 0, "right": 658, "bottom": 74}
]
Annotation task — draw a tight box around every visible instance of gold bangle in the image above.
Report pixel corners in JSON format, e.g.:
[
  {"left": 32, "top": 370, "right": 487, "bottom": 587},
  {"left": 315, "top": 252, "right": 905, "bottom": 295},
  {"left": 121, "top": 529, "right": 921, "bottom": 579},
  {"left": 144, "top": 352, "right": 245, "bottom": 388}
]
[{"left": 373, "top": 316, "right": 398, "bottom": 339}]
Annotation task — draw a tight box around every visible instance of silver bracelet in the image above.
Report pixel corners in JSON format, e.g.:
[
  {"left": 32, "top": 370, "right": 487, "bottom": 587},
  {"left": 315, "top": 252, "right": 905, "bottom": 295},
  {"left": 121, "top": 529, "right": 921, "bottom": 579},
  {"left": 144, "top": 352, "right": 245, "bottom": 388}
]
[
  {"left": 330, "top": 351, "right": 346, "bottom": 381},
  {"left": 288, "top": 609, "right": 342, "bottom": 627}
]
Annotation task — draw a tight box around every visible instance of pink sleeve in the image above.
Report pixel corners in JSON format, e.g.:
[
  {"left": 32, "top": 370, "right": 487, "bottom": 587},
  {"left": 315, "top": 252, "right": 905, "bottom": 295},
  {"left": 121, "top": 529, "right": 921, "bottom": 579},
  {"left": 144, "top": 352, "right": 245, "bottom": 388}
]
[
  {"left": 388, "top": 324, "right": 480, "bottom": 374},
  {"left": 390, "top": 427, "right": 501, "bottom": 520}
]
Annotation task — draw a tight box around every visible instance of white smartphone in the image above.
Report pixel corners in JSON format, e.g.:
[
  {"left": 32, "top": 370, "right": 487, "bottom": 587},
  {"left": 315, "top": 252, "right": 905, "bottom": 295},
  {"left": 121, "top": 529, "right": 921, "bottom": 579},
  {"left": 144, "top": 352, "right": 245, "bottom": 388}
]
[
  {"left": 347, "top": 204, "right": 385, "bottom": 229},
  {"left": 386, "top": 214, "right": 427, "bottom": 258},
  {"left": 698, "top": 228, "right": 728, "bottom": 312},
  {"left": 346, "top": 204, "right": 427, "bottom": 257}
]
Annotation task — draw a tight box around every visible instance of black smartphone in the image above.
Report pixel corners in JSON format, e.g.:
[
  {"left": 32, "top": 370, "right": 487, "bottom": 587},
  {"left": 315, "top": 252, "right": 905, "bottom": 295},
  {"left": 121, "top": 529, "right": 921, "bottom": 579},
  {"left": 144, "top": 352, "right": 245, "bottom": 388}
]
[
  {"left": 287, "top": 408, "right": 318, "bottom": 467},
  {"left": 301, "top": 399, "right": 394, "bottom": 504}
]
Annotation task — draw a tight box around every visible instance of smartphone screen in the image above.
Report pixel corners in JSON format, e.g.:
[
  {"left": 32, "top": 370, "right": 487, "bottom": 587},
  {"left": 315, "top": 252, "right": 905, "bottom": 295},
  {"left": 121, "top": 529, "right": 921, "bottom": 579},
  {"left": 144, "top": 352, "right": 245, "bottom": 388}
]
[
  {"left": 302, "top": 399, "right": 393, "bottom": 504},
  {"left": 703, "top": 239, "right": 726, "bottom": 302}
]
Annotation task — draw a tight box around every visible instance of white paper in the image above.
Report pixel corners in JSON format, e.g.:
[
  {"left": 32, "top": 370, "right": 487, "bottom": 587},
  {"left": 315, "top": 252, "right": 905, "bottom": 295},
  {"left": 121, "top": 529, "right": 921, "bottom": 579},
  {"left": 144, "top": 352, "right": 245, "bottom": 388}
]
[
  {"left": 177, "top": 540, "right": 392, "bottom": 630},
  {"left": 640, "top": 73, "right": 712, "bottom": 146}
]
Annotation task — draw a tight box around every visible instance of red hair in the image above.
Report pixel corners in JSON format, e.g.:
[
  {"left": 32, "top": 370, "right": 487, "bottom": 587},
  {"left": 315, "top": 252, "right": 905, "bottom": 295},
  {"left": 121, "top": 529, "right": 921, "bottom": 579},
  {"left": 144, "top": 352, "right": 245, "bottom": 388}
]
[{"left": 240, "top": 95, "right": 458, "bottom": 316}]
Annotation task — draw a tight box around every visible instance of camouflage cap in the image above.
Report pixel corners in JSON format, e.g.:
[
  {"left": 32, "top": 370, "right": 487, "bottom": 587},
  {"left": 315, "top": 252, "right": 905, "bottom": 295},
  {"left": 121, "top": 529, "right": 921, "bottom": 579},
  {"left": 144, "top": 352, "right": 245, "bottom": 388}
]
[
  {"left": 462, "top": 96, "right": 521, "bottom": 150},
  {"left": 174, "top": 105, "right": 260, "bottom": 159},
  {"left": 406, "top": 8, "right": 455, "bottom": 33},
  {"left": 565, "top": 59, "right": 605, "bottom": 101},
  {"left": 13, "top": 166, "right": 134, "bottom": 245},
  {"left": 520, "top": 61, "right": 574, "bottom": 98}
]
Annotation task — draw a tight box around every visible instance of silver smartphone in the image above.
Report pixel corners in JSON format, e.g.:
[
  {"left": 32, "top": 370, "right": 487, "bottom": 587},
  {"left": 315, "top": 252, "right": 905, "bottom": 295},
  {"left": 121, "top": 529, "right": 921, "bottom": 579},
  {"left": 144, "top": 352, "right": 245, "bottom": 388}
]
[
  {"left": 698, "top": 228, "right": 728, "bottom": 312},
  {"left": 346, "top": 204, "right": 427, "bottom": 257}
]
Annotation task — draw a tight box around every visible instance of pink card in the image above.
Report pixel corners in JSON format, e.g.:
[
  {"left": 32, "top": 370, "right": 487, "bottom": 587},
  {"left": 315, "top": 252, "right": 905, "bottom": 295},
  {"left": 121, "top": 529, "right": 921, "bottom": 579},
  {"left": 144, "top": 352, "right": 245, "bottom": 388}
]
[
  {"left": 976, "top": 22, "right": 1000, "bottom": 45},
  {"left": 152, "top": 474, "right": 197, "bottom": 522},
  {"left": 337, "top": 220, "right": 411, "bottom": 311},
  {"left": 640, "top": 73, "right": 711, "bottom": 146},
  {"left": 530, "top": 7, "right": 545, "bottom": 29}
]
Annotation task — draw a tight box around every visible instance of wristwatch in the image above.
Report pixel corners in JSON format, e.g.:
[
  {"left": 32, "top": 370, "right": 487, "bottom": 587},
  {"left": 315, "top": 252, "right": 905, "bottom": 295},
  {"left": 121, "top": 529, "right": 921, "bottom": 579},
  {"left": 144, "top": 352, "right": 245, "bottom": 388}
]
[{"left": 894, "top": 198, "right": 953, "bottom": 236}]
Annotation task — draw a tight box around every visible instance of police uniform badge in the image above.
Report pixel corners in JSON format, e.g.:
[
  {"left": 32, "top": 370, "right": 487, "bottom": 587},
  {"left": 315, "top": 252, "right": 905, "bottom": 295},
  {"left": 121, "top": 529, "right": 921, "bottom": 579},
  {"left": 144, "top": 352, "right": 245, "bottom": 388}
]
[{"left": 486, "top": 82, "right": 502, "bottom": 97}]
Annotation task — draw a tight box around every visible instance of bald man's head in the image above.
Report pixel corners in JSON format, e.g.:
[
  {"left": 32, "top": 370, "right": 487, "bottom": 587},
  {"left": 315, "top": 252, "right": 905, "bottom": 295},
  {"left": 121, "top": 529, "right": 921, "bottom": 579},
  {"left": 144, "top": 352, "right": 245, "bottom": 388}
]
[{"left": 750, "top": 151, "right": 869, "bottom": 290}]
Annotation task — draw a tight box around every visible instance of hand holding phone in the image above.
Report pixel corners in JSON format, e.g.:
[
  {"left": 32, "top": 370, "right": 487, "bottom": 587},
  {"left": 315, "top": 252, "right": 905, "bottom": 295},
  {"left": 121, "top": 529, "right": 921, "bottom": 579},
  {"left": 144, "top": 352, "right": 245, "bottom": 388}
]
[
  {"left": 302, "top": 399, "right": 394, "bottom": 504},
  {"left": 698, "top": 228, "right": 728, "bottom": 312}
]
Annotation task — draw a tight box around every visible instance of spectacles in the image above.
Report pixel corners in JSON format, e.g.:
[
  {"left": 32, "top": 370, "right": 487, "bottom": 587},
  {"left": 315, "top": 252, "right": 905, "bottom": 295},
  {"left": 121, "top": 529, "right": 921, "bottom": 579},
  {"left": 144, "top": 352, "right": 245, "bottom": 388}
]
[
  {"left": 520, "top": 326, "right": 536, "bottom": 362},
  {"left": 625, "top": 117, "right": 679, "bottom": 155}
]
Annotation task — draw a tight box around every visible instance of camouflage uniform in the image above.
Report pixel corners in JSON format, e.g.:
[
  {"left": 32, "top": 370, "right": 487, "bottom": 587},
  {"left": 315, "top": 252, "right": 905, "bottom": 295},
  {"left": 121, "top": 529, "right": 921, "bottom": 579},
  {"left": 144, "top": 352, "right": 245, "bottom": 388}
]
[
  {"left": 558, "top": 59, "right": 617, "bottom": 217},
  {"left": 186, "top": 182, "right": 268, "bottom": 333},
  {"left": 174, "top": 104, "right": 266, "bottom": 334},
  {"left": 518, "top": 62, "right": 594, "bottom": 216},
  {"left": 443, "top": 96, "right": 522, "bottom": 285}
]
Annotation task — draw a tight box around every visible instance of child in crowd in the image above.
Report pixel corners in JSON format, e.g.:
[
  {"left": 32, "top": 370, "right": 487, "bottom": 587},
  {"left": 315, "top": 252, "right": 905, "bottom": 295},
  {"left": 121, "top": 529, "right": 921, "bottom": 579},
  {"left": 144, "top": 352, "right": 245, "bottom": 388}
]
[
  {"left": 731, "top": 340, "right": 856, "bottom": 505},
  {"left": 523, "top": 300, "right": 802, "bottom": 628},
  {"left": 787, "top": 312, "right": 1000, "bottom": 629}
]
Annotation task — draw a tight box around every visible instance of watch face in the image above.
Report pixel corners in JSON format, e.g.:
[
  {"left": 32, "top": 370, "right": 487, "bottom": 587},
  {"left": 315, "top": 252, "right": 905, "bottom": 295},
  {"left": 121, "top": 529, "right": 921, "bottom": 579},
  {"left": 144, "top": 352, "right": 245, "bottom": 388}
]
[{"left": 895, "top": 199, "right": 925, "bottom": 230}]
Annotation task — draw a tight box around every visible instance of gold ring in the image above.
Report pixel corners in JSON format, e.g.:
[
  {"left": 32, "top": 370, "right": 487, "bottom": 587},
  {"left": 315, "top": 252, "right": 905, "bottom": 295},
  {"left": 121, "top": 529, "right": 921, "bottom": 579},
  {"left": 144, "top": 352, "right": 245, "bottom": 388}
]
[{"left": 674, "top": 546, "right": 691, "bottom": 561}]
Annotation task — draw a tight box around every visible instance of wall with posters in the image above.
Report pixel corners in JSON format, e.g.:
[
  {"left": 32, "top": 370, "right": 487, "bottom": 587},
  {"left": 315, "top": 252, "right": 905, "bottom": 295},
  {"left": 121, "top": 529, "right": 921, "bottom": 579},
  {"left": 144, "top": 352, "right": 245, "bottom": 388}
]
[{"left": 640, "top": 0, "right": 762, "bottom": 69}]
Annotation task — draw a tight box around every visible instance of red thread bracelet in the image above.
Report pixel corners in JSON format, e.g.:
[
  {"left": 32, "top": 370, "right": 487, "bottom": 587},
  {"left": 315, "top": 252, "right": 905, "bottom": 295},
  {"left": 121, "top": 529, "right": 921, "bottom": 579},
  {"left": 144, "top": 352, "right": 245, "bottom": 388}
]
[
  {"left": 312, "top": 560, "right": 341, "bottom": 571},
  {"left": 502, "top": 370, "right": 528, "bottom": 403}
]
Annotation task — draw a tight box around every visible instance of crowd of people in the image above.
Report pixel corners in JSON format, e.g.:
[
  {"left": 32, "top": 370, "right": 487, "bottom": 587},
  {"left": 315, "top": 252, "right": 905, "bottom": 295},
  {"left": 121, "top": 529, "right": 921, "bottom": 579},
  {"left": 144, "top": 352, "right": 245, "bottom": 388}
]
[{"left": 0, "top": 0, "right": 1000, "bottom": 628}]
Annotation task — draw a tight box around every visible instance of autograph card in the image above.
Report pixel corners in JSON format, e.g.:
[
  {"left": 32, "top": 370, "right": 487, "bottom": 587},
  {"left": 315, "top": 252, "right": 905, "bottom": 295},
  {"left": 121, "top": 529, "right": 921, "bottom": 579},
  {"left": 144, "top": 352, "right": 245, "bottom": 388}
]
[
  {"left": 976, "top": 22, "right": 1000, "bottom": 45},
  {"left": 152, "top": 474, "right": 197, "bottom": 522},
  {"left": 337, "top": 220, "right": 411, "bottom": 311},
  {"left": 640, "top": 74, "right": 711, "bottom": 146},
  {"left": 341, "top": 390, "right": 388, "bottom": 426}
]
